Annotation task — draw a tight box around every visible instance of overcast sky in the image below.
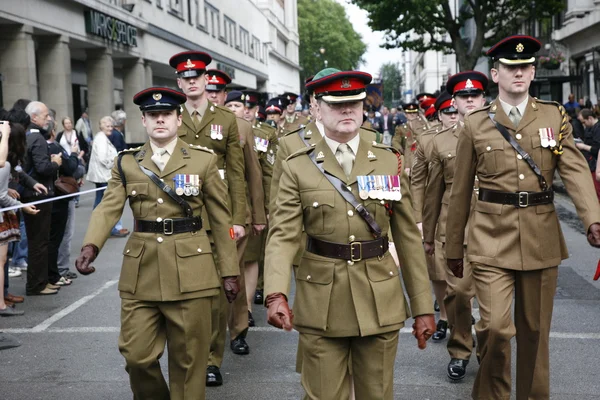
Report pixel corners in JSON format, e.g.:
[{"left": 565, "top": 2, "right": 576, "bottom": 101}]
[{"left": 335, "top": 0, "right": 404, "bottom": 77}]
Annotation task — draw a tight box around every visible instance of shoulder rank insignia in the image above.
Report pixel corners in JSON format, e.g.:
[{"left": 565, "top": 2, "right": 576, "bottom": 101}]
[
  {"left": 305, "top": 130, "right": 312, "bottom": 137},
  {"left": 180, "top": 147, "right": 189, "bottom": 156},
  {"left": 188, "top": 143, "right": 214, "bottom": 153},
  {"left": 119, "top": 146, "right": 142, "bottom": 154},
  {"left": 315, "top": 151, "right": 325, "bottom": 160},
  {"left": 367, "top": 150, "right": 376, "bottom": 159}
]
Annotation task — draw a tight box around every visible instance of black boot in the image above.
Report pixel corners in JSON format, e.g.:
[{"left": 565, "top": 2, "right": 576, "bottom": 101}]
[
  {"left": 432, "top": 319, "right": 448, "bottom": 341},
  {"left": 254, "top": 289, "right": 264, "bottom": 305},
  {"left": 230, "top": 335, "right": 250, "bottom": 355},
  {"left": 447, "top": 358, "right": 469, "bottom": 381},
  {"left": 248, "top": 311, "right": 255, "bottom": 327},
  {"left": 206, "top": 365, "right": 223, "bottom": 386}
]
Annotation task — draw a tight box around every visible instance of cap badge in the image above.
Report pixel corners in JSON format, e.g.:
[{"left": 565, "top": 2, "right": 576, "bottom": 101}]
[
  {"left": 341, "top": 79, "right": 351, "bottom": 89},
  {"left": 184, "top": 59, "right": 196, "bottom": 69},
  {"left": 153, "top": 93, "right": 162, "bottom": 101},
  {"left": 240, "top": 94, "right": 246, "bottom": 101},
  {"left": 209, "top": 75, "right": 218, "bottom": 83},
  {"left": 516, "top": 43, "right": 524, "bottom": 53},
  {"left": 465, "top": 79, "right": 474, "bottom": 89}
]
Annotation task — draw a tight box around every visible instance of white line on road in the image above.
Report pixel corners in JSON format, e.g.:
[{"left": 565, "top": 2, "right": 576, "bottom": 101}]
[
  {"left": 29, "top": 280, "right": 118, "bottom": 333},
  {"left": 4, "top": 324, "right": 600, "bottom": 340}
]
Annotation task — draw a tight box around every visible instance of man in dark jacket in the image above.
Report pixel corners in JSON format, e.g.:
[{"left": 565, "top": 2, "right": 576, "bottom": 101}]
[
  {"left": 577, "top": 108, "right": 600, "bottom": 200},
  {"left": 23, "top": 101, "right": 62, "bottom": 296}
]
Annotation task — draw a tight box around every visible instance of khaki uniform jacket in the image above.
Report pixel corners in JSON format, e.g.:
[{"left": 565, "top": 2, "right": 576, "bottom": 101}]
[
  {"left": 392, "top": 117, "right": 429, "bottom": 171},
  {"left": 177, "top": 102, "right": 246, "bottom": 227},
  {"left": 237, "top": 117, "right": 266, "bottom": 225},
  {"left": 279, "top": 113, "right": 309, "bottom": 136},
  {"left": 410, "top": 126, "right": 442, "bottom": 223},
  {"left": 83, "top": 139, "right": 239, "bottom": 301},
  {"left": 446, "top": 97, "right": 600, "bottom": 270},
  {"left": 252, "top": 121, "right": 278, "bottom": 207},
  {"left": 265, "top": 137, "right": 433, "bottom": 337}
]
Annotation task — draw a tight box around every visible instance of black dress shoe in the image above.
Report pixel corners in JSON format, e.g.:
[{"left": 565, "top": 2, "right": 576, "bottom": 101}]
[
  {"left": 254, "top": 289, "right": 264, "bottom": 305},
  {"left": 447, "top": 358, "right": 469, "bottom": 381},
  {"left": 248, "top": 311, "right": 255, "bottom": 327},
  {"left": 434, "top": 299, "right": 440, "bottom": 312},
  {"left": 432, "top": 319, "right": 448, "bottom": 341},
  {"left": 230, "top": 335, "right": 250, "bottom": 355},
  {"left": 206, "top": 365, "right": 223, "bottom": 386}
]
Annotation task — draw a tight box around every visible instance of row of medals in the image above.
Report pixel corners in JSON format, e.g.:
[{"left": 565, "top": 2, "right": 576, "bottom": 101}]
[
  {"left": 357, "top": 175, "right": 402, "bottom": 201},
  {"left": 174, "top": 174, "right": 200, "bottom": 196}
]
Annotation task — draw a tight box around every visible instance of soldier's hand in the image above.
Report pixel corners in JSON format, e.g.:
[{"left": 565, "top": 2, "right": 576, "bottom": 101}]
[
  {"left": 412, "top": 314, "right": 435, "bottom": 349},
  {"left": 587, "top": 223, "right": 600, "bottom": 248},
  {"left": 232, "top": 225, "right": 246, "bottom": 240},
  {"left": 252, "top": 224, "right": 266, "bottom": 235},
  {"left": 424, "top": 241, "right": 435, "bottom": 256},
  {"left": 265, "top": 292, "right": 293, "bottom": 331},
  {"left": 75, "top": 244, "right": 98, "bottom": 275},
  {"left": 447, "top": 258, "right": 464, "bottom": 278},
  {"left": 222, "top": 276, "right": 240, "bottom": 303}
]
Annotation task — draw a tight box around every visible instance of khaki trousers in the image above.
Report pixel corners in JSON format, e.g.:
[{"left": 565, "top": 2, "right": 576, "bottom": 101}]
[
  {"left": 118, "top": 297, "right": 212, "bottom": 400},
  {"left": 441, "top": 243, "right": 475, "bottom": 360},
  {"left": 208, "top": 231, "right": 249, "bottom": 367},
  {"left": 299, "top": 331, "right": 399, "bottom": 400},
  {"left": 471, "top": 263, "right": 558, "bottom": 400}
]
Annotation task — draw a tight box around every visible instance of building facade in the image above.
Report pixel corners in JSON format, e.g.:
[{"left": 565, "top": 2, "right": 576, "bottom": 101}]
[{"left": 0, "top": 0, "right": 301, "bottom": 143}]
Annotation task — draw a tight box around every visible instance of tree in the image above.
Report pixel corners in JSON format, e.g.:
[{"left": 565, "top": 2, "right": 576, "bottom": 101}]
[
  {"left": 379, "top": 62, "right": 403, "bottom": 108},
  {"left": 350, "top": 0, "right": 565, "bottom": 71},
  {"left": 298, "top": 0, "right": 367, "bottom": 85}
]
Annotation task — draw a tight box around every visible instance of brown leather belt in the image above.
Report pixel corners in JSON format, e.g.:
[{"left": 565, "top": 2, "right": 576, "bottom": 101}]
[
  {"left": 134, "top": 216, "right": 202, "bottom": 235},
  {"left": 306, "top": 236, "right": 389, "bottom": 262},
  {"left": 478, "top": 188, "right": 554, "bottom": 208}
]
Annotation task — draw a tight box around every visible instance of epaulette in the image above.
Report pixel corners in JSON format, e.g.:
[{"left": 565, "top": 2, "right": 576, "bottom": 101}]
[
  {"left": 371, "top": 142, "right": 400, "bottom": 154},
  {"left": 469, "top": 103, "right": 493, "bottom": 115},
  {"left": 215, "top": 104, "right": 235, "bottom": 115},
  {"left": 188, "top": 143, "right": 214, "bottom": 154},
  {"left": 283, "top": 126, "right": 303, "bottom": 137},
  {"left": 119, "top": 146, "right": 142, "bottom": 154},
  {"left": 533, "top": 98, "right": 562, "bottom": 109},
  {"left": 261, "top": 123, "right": 277, "bottom": 134},
  {"left": 361, "top": 126, "right": 378, "bottom": 134},
  {"left": 286, "top": 143, "right": 315, "bottom": 161}
]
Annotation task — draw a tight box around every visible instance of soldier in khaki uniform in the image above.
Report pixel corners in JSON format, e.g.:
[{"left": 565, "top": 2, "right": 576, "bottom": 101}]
[
  {"left": 445, "top": 36, "right": 600, "bottom": 400},
  {"left": 203, "top": 76, "right": 266, "bottom": 385},
  {"left": 410, "top": 92, "right": 456, "bottom": 343},
  {"left": 264, "top": 69, "right": 435, "bottom": 400},
  {"left": 392, "top": 101, "right": 429, "bottom": 176},
  {"left": 423, "top": 72, "right": 488, "bottom": 381},
  {"left": 75, "top": 87, "right": 240, "bottom": 400},
  {"left": 279, "top": 92, "right": 310, "bottom": 135}
]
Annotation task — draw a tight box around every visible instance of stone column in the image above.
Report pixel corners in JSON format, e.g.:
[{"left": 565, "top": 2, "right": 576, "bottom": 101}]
[
  {"left": 123, "top": 58, "right": 146, "bottom": 144},
  {"left": 0, "top": 25, "right": 37, "bottom": 107},
  {"left": 86, "top": 48, "right": 114, "bottom": 135},
  {"left": 144, "top": 60, "right": 153, "bottom": 87},
  {"left": 38, "top": 35, "right": 73, "bottom": 121}
]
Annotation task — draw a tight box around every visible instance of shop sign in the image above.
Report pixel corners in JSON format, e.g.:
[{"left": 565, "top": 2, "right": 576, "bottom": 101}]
[{"left": 85, "top": 9, "right": 138, "bottom": 47}]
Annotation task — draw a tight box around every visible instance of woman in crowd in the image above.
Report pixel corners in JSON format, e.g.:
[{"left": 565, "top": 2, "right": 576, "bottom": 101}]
[
  {"left": 0, "top": 110, "right": 47, "bottom": 315},
  {"left": 47, "top": 120, "right": 80, "bottom": 287}
]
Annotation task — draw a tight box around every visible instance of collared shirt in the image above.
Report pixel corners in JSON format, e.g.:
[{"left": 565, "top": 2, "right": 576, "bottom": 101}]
[
  {"left": 315, "top": 120, "right": 325, "bottom": 137},
  {"left": 185, "top": 101, "right": 208, "bottom": 121},
  {"left": 324, "top": 133, "right": 361, "bottom": 166},
  {"left": 150, "top": 136, "right": 178, "bottom": 164},
  {"left": 498, "top": 96, "right": 528, "bottom": 118}
]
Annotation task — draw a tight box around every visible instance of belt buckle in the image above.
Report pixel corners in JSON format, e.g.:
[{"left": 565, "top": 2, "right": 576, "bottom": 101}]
[
  {"left": 350, "top": 242, "right": 362, "bottom": 262},
  {"left": 163, "top": 218, "right": 174, "bottom": 235},
  {"left": 518, "top": 192, "right": 529, "bottom": 208}
]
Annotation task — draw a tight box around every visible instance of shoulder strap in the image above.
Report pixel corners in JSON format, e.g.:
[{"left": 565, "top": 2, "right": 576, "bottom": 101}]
[
  {"left": 488, "top": 112, "right": 549, "bottom": 191},
  {"left": 307, "top": 150, "right": 382, "bottom": 238},
  {"left": 117, "top": 153, "right": 128, "bottom": 187},
  {"left": 137, "top": 164, "right": 194, "bottom": 218},
  {"left": 297, "top": 128, "right": 311, "bottom": 147}
]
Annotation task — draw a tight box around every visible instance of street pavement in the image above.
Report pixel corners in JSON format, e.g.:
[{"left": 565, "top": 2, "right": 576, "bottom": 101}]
[{"left": 1, "top": 187, "right": 600, "bottom": 400}]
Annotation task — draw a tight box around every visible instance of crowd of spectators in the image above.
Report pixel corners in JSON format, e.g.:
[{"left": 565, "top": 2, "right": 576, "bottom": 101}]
[{"left": 0, "top": 99, "right": 130, "bottom": 316}]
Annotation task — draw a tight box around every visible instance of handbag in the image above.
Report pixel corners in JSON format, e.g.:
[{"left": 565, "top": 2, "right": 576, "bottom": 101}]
[{"left": 55, "top": 174, "right": 79, "bottom": 195}]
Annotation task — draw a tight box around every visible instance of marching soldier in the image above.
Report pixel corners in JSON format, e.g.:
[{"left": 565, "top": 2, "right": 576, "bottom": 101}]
[
  {"left": 410, "top": 92, "right": 456, "bottom": 343},
  {"left": 392, "top": 101, "right": 429, "bottom": 177},
  {"left": 203, "top": 75, "right": 266, "bottom": 386},
  {"left": 445, "top": 35, "right": 600, "bottom": 399},
  {"left": 279, "top": 92, "right": 309, "bottom": 134},
  {"left": 264, "top": 69, "right": 435, "bottom": 400},
  {"left": 75, "top": 87, "right": 239, "bottom": 400},
  {"left": 422, "top": 71, "right": 488, "bottom": 381}
]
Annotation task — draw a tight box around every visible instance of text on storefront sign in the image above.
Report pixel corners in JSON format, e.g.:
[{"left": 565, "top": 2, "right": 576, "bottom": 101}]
[{"left": 85, "top": 10, "right": 138, "bottom": 47}]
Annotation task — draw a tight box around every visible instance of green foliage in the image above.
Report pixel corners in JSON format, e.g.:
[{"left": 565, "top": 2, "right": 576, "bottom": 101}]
[
  {"left": 351, "top": 0, "right": 565, "bottom": 71},
  {"left": 379, "top": 62, "right": 403, "bottom": 108},
  {"left": 298, "top": 0, "right": 367, "bottom": 84}
]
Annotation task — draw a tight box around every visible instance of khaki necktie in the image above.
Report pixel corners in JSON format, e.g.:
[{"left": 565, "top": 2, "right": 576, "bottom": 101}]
[
  {"left": 193, "top": 110, "right": 201, "bottom": 129},
  {"left": 151, "top": 148, "right": 168, "bottom": 172},
  {"left": 336, "top": 143, "right": 354, "bottom": 177},
  {"left": 509, "top": 106, "right": 522, "bottom": 128}
]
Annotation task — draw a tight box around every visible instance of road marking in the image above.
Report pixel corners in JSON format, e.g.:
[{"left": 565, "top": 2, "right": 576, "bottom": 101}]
[
  {"left": 29, "top": 280, "right": 118, "bottom": 333},
  {"left": 4, "top": 324, "right": 600, "bottom": 340}
]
